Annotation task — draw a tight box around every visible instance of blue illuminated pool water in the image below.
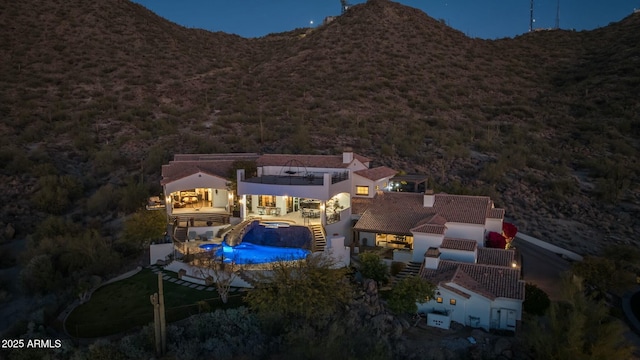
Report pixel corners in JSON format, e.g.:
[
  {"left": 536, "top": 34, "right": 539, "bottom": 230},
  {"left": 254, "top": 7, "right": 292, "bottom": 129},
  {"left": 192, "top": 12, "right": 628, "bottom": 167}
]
[{"left": 199, "top": 242, "right": 310, "bottom": 264}]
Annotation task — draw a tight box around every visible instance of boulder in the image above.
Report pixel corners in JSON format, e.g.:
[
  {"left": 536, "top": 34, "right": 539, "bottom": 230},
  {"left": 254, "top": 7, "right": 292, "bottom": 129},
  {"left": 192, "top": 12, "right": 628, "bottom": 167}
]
[
  {"left": 493, "top": 337, "right": 512, "bottom": 357},
  {"left": 5, "top": 223, "right": 15, "bottom": 240}
]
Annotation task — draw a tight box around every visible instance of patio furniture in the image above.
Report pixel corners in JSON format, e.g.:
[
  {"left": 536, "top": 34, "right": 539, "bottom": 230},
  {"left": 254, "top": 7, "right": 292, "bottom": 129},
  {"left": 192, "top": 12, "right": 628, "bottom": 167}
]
[
  {"left": 205, "top": 231, "right": 214, "bottom": 241},
  {"left": 188, "top": 231, "right": 197, "bottom": 241}
]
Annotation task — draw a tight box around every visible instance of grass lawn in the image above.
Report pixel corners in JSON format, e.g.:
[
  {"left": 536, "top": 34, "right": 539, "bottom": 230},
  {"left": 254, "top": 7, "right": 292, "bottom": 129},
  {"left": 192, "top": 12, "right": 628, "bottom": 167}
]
[{"left": 66, "top": 268, "right": 246, "bottom": 338}]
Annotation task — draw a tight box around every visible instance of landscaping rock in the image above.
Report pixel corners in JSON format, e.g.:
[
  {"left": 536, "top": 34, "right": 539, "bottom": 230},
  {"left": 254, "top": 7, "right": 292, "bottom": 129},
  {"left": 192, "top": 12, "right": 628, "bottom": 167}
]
[
  {"left": 5, "top": 223, "right": 15, "bottom": 240},
  {"left": 493, "top": 337, "right": 512, "bottom": 357}
]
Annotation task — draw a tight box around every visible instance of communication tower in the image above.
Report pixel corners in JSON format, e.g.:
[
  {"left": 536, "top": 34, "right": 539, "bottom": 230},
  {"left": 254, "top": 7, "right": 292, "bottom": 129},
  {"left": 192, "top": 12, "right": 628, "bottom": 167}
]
[
  {"left": 555, "top": 0, "right": 560, "bottom": 29},
  {"left": 529, "top": 0, "right": 534, "bottom": 32},
  {"left": 340, "top": 0, "right": 352, "bottom": 14}
]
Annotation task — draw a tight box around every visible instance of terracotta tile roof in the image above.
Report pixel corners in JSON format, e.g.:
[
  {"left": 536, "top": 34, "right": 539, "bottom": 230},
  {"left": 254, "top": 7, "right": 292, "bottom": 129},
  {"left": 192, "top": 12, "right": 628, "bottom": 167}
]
[
  {"left": 354, "top": 192, "right": 497, "bottom": 235},
  {"left": 354, "top": 166, "right": 397, "bottom": 181},
  {"left": 353, "top": 192, "right": 437, "bottom": 235},
  {"left": 351, "top": 197, "right": 375, "bottom": 215},
  {"left": 440, "top": 283, "right": 471, "bottom": 299},
  {"left": 487, "top": 208, "right": 505, "bottom": 220},
  {"left": 441, "top": 238, "right": 477, "bottom": 252},
  {"left": 421, "top": 260, "right": 524, "bottom": 301},
  {"left": 477, "top": 248, "right": 515, "bottom": 267},
  {"left": 256, "top": 153, "right": 369, "bottom": 169},
  {"left": 411, "top": 214, "right": 448, "bottom": 234},
  {"left": 161, "top": 155, "right": 258, "bottom": 185},
  {"left": 425, "top": 247, "right": 440, "bottom": 258},
  {"left": 432, "top": 194, "right": 492, "bottom": 225},
  {"left": 411, "top": 224, "right": 447, "bottom": 235}
]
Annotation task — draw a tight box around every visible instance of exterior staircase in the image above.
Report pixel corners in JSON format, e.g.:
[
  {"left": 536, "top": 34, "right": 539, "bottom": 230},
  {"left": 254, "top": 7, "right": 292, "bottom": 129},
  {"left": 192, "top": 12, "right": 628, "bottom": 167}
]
[
  {"left": 393, "top": 261, "right": 423, "bottom": 284},
  {"left": 309, "top": 224, "right": 327, "bottom": 252}
]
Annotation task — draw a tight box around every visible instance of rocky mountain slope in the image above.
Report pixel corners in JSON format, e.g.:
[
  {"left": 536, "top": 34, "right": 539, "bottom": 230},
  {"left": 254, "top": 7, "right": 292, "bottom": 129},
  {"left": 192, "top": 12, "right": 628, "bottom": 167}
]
[{"left": 1, "top": 0, "right": 639, "bottom": 254}]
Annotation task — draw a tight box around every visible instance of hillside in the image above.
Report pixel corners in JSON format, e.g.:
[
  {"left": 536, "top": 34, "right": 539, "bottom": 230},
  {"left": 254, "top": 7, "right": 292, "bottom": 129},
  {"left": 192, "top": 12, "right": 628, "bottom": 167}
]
[{"left": 0, "top": 0, "right": 639, "bottom": 254}]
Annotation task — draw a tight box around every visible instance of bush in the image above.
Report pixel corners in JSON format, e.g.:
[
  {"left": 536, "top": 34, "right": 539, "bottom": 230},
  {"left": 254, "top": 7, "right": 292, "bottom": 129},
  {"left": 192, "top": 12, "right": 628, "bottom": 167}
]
[
  {"left": 20, "top": 254, "right": 61, "bottom": 295},
  {"left": 31, "top": 175, "right": 83, "bottom": 214},
  {"left": 358, "top": 253, "right": 389, "bottom": 285},
  {"left": 390, "top": 262, "right": 406, "bottom": 276},
  {"left": 386, "top": 276, "right": 435, "bottom": 314},
  {"left": 86, "top": 184, "right": 118, "bottom": 216},
  {"left": 523, "top": 283, "right": 550, "bottom": 316}
]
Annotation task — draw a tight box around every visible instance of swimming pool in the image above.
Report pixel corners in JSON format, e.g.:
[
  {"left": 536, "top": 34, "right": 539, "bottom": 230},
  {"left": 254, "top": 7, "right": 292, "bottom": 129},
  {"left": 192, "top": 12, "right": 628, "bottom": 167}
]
[
  {"left": 198, "top": 220, "right": 313, "bottom": 265},
  {"left": 241, "top": 221, "right": 312, "bottom": 249},
  {"left": 199, "top": 242, "right": 310, "bottom": 264}
]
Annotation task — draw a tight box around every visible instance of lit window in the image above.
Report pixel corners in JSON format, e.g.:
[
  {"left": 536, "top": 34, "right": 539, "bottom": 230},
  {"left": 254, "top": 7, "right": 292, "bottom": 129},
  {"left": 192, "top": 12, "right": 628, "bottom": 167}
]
[
  {"left": 356, "top": 186, "right": 369, "bottom": 196},
  {"left": 450, "top": 299, "right": 456, "bottom": 305},
  {"left": 436, "top": 297, "right": 443, "bottom": 303}
]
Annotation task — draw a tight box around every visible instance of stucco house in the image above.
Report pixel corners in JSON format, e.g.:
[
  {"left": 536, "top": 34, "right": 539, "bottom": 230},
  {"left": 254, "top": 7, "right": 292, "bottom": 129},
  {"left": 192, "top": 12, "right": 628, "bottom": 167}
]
[
  {"left": 352, "top": 190, "right": 524, "bottom": 331},
  {"left": 158, "top": 150, "right": 523, "bottom": 331}
]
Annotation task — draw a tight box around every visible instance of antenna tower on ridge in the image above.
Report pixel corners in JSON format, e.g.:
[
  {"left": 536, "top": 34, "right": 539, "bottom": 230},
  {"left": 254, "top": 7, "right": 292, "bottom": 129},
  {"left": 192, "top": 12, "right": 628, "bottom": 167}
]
[
  {"left": 555, "top": 0, "right": 560, "bottom": 29},
  {"left": 529, "top": 0, "right": 534, "bottom": 32},
  {"left": 340, "top": 0, "right": 352, "bottom": 14}
]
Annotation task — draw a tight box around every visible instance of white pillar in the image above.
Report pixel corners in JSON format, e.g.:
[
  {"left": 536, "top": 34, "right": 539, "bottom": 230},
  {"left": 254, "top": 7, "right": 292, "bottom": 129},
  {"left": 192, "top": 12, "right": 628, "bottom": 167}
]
[
  {"left": 320, "top": 201, "right": 326, "bottom": 225},
  {"left": 240, "top": 195, "right": 247, "bottom": 220}
]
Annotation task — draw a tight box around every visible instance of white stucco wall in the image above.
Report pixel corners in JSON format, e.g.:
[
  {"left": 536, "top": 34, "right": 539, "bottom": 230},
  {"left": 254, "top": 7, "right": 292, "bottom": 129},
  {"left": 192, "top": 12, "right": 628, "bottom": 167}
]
[
  {"left": 325, "top": 208, "right": 352, "bottom": 243},
  {"left": 164, "top": 172, "right": 228, "bottom": 195},
  {"left": 352, "top": 174, "right": 374, "bottom": 198},
  {"left": 357, "top": 231, "right": 377, "bottom": 247},
  {"left": 444, "top": 223, "right": 485, "bottom": 245},
  {"left": 417, "top": 285, "right": 493, "bottom": 331},
  {"left": 492, "top": 297, "right": 523, "bottom": 322},
  {"left": 150, "top": 243, "right": 174, "bottom": 264},
  {"left": 411, "top": 233, "right": 445, "bottom": 262},
  {"left": 485, "top": 218, "right": 503, "bottom": 234},
  {"left": 212, "top": 189, "right": 229, "bottom": 208},
  {"left": 439, "top": 248, "right": 477, "bottom": 263},
  {"left": 323, "top": 236, "right": 351, "bottom": 268}
]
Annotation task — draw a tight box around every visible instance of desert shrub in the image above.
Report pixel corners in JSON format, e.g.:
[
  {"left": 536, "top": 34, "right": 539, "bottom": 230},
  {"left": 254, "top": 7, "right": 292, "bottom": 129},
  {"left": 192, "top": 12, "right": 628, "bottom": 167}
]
[
  {"left": 117, "top": 179, "right": 148, "bottom": 213},
  {"left": 20, "top": 254, "right": 61, "bottom": 295},
  {"left": 31, "top": 175, "right": 83, "bottom": 214},
  {"left": 84, "top": 340, "right": 128, "bottom": 360},
  {"left": 86, "top": 184, "right": 118, "bottom": 216}
]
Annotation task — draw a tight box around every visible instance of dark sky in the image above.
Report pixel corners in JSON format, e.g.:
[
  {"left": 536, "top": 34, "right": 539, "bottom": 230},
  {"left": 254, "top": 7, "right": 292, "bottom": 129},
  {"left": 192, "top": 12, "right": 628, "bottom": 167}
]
[{"left": 133, "top": 0, "right": 638, "bottom": 39}]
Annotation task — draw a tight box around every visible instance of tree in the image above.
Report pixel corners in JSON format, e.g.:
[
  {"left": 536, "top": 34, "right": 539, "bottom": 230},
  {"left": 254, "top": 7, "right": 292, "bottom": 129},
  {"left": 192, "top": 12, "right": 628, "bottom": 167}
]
[
  {"left": 244, "top": 254, "right": 353, "bottom": 329},
  {"left": 119, "top": 209, "right": 167, "bottom": 255},
  {"left": 527, "top": 277, "right": 634, "bottom": 360},
  {"left": 194, "top": 250, "right": 239, "bottom": 304},
  {"left": 358, "top": 252, "right": 389, "bottom": 285},
  {"left": 571, "top": 253, "right": 637, "bottom": 300},
  {"left": 386, "top": 275, "right": 435, "bottom": 314},
  {"left": 523, "top": 283, "right": 551, "bottom": 316}
]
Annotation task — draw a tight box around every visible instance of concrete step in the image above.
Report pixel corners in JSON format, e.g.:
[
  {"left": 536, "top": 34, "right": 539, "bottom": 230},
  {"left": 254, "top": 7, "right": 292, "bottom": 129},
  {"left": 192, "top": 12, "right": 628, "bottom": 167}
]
[{"left": 393, "top": 262, "right": 423, "bottom": 284}]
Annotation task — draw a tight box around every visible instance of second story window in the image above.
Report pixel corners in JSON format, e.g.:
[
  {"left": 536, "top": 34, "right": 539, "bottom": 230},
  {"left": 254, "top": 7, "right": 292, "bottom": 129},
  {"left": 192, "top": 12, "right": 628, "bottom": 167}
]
[{"left": 356, "top": 186, "right": 369, "bottom": 196}]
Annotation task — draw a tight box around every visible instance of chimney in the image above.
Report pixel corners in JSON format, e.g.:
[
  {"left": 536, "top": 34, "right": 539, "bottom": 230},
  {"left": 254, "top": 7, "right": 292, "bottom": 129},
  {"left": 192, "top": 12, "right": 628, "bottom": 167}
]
[
  {"left": 423, "top": 189, "right": 435, "bottom": 207},
  {"left": 424, "top": 247, "right": 440, "bottom": 270},
  {"left": 342, "top": 147, "right": 353, "bottom": 164}
]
